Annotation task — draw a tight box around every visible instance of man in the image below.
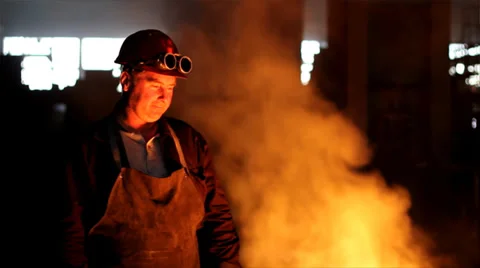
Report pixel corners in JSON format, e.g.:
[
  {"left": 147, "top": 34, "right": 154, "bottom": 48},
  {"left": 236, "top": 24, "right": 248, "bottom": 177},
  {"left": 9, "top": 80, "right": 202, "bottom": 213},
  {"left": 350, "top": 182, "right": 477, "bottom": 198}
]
[{"left": 61, "top": 29, "right": 241, "bottom": 268}]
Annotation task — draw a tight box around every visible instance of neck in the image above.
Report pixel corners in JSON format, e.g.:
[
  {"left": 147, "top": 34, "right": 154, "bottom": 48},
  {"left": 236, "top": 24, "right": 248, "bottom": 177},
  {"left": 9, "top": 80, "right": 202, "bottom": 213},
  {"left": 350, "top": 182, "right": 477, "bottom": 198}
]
[{"left": 117, "top": 106, "right": 158, "bottom": 140}]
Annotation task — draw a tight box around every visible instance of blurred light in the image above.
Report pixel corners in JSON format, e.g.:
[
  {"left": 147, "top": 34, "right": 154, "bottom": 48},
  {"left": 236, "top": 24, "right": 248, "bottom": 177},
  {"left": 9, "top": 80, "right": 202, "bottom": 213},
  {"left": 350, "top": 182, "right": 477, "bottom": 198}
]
[
  {"left": 51, "top": 37, "right": 81, "bottom": 90},
  {"left": 474, "top": 64, "right": 480, "bottom": 74},
  {"left": 301, "top": 72, "right": 311, "bottom": 86},
  {"left": 472, "top": 118, "right": 477, "bottom": 129},
  {"left": 449, "top": 43, "right": 480, "bottom": 60},
  {"left": 21, "top": 56, "right": 53, "bottom": 90},
  {"left": 112, "top": 67, "right": 122, "bottom": 78},
  {"left": 81, "top": 37, "right": 124, "bottom": 71},
  {"left": 53, "top": 68, "right": 80, "bottom": 90},
  {"left": 4, "top": 36, "right": 81, "bottom": 90},
  {"left": 468, "top": 45, "right": 480, "bottom": 57},
  {"left": 301, "top": 40, "right": 321, "bottom": 54},
  {"left": 301, "top": 53, "right": 315, "bottom": 64},
  {"left": 456, "top": 63, "right": 465, "bottom": 75},
  {"left": 466, "top": 75, "right": 480, "bottom": 87},
  {"left": 3, "top": 36, "right": 51, "bottom": 56},
  {"left": 51, "top": 38, "right": 80, "bottom": 68},
  {"left": 53, "top": 103, "right": 67, "bottom": 113},
  {"left": 449, "top": 66, "right": 456, "bottom": 76},
  {"left": 300, "top": 40, "right": 320, "bottom": 85},
  {"left": 4, "top": 36, "right": 128, "bottom": 90},
  {"left": 301, "top": 63, "right": 314, "bottom": 73},
  {"left": 116, "top": 83, "right": 123, "bottom": 93},
  {"left": 449, "top": 43, "right": 466, "bottom": 60}
]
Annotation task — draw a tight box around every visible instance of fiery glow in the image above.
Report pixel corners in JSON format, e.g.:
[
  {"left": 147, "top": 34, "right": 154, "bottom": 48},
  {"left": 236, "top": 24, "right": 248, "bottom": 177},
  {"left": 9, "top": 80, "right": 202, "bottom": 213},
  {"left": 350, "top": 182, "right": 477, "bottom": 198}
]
[
  {"left": 171, "top": 0, "right": 440, "bottom": 267},
  {"left": 181, "top": 99, "right": 435, "bottom": 267}
]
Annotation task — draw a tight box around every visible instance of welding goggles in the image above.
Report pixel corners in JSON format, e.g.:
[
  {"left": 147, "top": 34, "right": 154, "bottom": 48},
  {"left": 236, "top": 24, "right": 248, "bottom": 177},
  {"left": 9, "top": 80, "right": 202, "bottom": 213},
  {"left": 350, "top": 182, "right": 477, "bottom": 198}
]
[{"left": 134, "top": 53, "right": 192, "bottom": 78}]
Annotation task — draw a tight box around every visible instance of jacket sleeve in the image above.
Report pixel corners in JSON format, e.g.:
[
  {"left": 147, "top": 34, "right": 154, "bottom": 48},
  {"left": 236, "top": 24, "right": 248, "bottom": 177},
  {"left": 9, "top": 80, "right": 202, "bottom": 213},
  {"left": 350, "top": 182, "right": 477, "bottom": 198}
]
[
  {"left": 196, "top": 136, "right": 242, "bottom": 268},
  {"left": 60, "top": 141, "right": 89, "bottom": 268}
]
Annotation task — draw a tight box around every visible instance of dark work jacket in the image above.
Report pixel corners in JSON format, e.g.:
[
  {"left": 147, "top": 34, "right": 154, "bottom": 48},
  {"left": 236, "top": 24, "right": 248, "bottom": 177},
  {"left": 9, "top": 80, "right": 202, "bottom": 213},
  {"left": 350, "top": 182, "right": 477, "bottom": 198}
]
[{"left": 60, "top": 114, "right": 241, "bottom": 268}]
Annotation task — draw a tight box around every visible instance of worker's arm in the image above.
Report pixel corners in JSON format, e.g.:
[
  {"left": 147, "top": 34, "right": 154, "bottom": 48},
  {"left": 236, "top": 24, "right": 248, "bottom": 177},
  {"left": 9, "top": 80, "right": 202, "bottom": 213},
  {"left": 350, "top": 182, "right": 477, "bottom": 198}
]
[{"left": 196, "top": 135, "right": 242, "bottom": 268}]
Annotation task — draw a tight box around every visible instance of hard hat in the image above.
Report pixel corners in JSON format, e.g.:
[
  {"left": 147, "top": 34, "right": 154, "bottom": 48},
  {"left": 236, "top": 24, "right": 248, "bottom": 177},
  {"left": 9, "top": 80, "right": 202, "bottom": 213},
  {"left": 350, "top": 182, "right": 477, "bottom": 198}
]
[{"left": 114, "top": 29, "right": 192, "bottom": 78}]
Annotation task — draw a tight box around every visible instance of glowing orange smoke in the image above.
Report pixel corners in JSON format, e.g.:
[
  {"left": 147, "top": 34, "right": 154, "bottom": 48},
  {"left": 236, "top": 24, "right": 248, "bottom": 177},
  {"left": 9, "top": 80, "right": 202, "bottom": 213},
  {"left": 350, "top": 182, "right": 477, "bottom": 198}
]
[
  {"left": 170, "top": 0, "right": 439, "bottom": 267},
  {"left": 189, "top": 102, "right": 435, "bottom": 268}
]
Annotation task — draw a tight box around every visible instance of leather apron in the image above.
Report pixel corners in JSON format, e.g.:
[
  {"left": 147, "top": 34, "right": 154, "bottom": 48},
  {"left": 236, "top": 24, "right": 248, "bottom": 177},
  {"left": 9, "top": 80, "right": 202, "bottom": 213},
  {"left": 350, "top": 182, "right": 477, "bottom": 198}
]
[{"left": 87, "top": 122, "right": 205, "bottom": 268}]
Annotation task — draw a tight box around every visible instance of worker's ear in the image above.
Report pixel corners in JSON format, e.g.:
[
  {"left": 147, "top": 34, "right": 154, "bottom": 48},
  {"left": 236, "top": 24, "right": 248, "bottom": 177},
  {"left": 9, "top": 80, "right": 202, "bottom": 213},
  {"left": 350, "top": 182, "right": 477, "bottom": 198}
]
[{"left": 120, "top": 71, "right": 132, "bottom": 92}]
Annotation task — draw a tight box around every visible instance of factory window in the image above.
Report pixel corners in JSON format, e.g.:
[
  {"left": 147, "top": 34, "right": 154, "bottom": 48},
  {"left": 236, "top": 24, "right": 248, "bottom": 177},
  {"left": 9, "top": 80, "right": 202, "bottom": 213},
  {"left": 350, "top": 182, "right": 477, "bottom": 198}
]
[
  {"left": 3, "top": 36, "right": 80, "bottom": 90},
  {"left": 2, "top": 36, "right": 123, "bottom": 91},
  {"left": 449, "top": 43, "right": 480, "bottom": 89}
]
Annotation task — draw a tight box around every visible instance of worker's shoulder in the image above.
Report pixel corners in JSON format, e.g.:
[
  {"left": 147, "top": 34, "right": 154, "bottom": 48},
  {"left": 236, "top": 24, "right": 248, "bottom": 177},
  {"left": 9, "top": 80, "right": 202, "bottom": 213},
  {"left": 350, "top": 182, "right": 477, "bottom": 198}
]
[
  {"left": 164, "top": 116, "right": 194, "bottom": 130},
  {"left": 163, "top": 116, "right": 207, "bottom": 142}
]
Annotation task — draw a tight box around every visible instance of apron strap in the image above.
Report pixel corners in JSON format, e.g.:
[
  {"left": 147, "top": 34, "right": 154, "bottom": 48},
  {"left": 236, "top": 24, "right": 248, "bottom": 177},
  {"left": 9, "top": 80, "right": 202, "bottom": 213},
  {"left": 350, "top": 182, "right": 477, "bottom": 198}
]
[
  {"left": 108, "top": 117, "right": 190, "bottom": 176},
  {"left": 165, "top": 122, "right": 191, "bottom": 176}
]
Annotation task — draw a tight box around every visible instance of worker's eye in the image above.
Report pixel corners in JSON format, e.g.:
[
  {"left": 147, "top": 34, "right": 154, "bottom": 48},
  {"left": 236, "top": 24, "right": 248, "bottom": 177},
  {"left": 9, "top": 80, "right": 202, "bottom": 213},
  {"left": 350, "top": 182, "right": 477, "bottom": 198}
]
[{"left": 149, "top": 82, "right": 161, "bottom": 89}]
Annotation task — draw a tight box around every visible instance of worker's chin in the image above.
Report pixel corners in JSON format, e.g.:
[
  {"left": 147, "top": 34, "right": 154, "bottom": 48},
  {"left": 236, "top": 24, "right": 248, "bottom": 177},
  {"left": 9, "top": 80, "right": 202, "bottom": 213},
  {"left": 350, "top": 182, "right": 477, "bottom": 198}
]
[{"left": 146, "top": 111, "right": 165, "bottom": 122}]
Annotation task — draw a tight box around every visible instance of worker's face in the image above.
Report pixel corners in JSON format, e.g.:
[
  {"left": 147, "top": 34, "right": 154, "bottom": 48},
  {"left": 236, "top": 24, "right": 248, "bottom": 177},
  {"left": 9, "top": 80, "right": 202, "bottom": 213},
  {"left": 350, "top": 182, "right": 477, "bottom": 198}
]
[{"left": 121, "top": 70, "right": 177, "bottom": 123}]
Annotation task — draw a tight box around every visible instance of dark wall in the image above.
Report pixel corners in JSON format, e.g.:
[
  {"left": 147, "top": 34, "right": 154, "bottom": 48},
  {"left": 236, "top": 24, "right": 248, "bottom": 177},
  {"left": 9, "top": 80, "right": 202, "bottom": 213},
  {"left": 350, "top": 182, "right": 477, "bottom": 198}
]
[
  {"left": 0, "top": 0, "right": 209, "bottom": 39},
  {"left": 367, "top": 1, "right": 433, "bottom": 169},
  {"left": 1, "top": 0, "right": 173, "bottom": 37}
]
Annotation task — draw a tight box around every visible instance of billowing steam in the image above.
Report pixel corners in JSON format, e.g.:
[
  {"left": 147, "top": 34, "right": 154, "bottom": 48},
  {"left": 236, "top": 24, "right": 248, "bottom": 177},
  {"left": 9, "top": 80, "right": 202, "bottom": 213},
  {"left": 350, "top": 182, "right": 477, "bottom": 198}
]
[{"left": 170, "top": 0, "right": 438, "bottom": 267}]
